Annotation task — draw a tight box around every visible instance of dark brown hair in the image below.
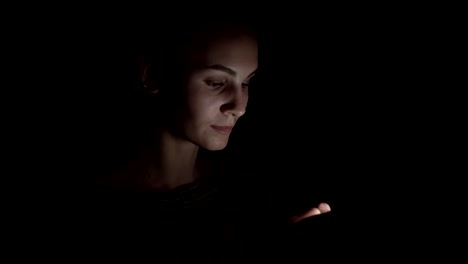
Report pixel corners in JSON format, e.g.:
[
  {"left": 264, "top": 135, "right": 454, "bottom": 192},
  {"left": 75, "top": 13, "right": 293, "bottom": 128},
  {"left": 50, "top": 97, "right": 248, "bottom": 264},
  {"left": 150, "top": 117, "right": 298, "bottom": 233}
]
[{"left": 138, "top": 18, "right": 258, "bottom": 92}]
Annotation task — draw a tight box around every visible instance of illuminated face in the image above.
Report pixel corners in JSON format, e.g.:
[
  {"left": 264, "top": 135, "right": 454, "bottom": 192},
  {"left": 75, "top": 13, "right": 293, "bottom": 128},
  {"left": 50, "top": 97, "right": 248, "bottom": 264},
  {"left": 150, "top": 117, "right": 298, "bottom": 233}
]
[{"left": 175, "top": 31, "right": 258, "bottom": 150}]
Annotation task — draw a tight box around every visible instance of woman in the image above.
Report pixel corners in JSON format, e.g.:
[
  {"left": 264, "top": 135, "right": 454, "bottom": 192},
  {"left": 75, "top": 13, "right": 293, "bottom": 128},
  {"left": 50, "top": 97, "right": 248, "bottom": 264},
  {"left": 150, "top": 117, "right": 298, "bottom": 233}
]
[{"left": 95, "top": 19, "right": 331, "bottom": 262}]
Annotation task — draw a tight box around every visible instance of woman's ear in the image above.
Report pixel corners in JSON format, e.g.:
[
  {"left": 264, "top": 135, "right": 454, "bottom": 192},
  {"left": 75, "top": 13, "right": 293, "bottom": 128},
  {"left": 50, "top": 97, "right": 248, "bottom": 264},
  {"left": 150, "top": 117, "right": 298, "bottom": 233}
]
[{"left": 141, "top": 59, "right": 159, "bottom": 94}]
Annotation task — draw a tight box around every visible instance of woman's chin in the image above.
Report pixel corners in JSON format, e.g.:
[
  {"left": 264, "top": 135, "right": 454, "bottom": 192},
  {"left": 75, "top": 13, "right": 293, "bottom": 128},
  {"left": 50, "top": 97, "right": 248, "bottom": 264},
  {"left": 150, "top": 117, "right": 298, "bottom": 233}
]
[{"left": 202, "top": 138, "right": 229, "bottom": 151}]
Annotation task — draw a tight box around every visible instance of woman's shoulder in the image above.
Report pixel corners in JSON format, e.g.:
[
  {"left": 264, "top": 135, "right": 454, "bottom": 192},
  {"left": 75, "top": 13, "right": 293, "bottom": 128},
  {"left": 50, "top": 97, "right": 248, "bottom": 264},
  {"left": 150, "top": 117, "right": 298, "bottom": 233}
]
[{"left": 95, "top": 154, "right": 151, "bottom": 192}]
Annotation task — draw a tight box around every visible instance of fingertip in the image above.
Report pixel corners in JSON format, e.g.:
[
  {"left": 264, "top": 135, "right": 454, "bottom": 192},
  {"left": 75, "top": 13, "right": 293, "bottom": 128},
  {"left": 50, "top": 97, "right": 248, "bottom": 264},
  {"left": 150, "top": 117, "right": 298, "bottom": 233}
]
[
  {"left": 318, "top": 202, "right": 331, "bottom": 213},
  {"left": 303, "top": 207, "right": 321, "bottom": 218}
]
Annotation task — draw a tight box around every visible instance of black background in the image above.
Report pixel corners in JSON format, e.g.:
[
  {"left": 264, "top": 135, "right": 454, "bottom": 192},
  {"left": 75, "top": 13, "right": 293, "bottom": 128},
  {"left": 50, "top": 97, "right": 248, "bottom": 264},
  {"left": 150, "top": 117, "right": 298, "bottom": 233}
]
[
  {"left": 60, "top": 15, "right": 395, "bottom": 226},
  {"left": 14, "top": 7, "right": 460, "bottom": 261}
]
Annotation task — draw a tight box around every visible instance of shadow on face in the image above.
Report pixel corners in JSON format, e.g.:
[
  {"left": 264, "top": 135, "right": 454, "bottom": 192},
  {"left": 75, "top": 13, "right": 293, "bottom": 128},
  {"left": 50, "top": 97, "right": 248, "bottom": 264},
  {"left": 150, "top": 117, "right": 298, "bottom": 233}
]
[
  {"left": 182, "top": 29, "right": 258, "bottom": 150},
  {"left": 156, "top": 25, "right": 259, "bottom": 150}
]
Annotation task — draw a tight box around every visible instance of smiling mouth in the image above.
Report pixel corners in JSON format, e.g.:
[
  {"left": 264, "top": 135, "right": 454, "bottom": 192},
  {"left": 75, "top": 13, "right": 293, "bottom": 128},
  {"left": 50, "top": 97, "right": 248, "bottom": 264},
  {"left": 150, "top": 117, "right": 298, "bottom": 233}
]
[{"left": 210, "top": 125, "right": 233, "bottom": 135}]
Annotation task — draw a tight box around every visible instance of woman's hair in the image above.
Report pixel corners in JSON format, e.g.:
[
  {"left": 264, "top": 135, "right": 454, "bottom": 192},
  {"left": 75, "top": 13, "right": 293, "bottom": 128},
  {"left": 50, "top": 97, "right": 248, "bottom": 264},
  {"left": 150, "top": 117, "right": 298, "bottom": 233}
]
[
  {"left": 98, "top": 18, "right": 259, "bottom": 171},
  {"left": 134, "top": 18, "right": 259, "bottom": 126},
  {"left": 138, "top": 18, "right": 258, "bottom": 91}
]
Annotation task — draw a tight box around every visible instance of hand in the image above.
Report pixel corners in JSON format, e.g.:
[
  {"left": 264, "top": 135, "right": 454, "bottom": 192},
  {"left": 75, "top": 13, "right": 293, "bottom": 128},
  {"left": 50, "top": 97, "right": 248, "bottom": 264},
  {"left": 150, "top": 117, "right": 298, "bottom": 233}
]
[{"left": 290, "top": 203, "right": 331, "bottom": 225}]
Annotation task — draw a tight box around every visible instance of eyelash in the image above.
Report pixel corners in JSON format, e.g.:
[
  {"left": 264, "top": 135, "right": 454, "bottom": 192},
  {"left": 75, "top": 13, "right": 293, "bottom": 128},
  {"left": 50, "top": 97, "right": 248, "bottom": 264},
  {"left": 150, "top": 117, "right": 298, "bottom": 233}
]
[
  {"left": 205, "top": 80, "right": 225, "bottom": 88},
  {"left": 204, "top": 80, "right": 250, "bottom": 89}
]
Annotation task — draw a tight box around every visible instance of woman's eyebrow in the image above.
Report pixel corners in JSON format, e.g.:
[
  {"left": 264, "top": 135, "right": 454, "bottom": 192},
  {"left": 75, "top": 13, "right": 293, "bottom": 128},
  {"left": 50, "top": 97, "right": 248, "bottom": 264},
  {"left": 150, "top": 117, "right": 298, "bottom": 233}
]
[
  {"left": 201, "top": 64, "right": 257, "bottom": 78},
  {"left": 203, "top": 64, "right": 237, "bottom": 76}
]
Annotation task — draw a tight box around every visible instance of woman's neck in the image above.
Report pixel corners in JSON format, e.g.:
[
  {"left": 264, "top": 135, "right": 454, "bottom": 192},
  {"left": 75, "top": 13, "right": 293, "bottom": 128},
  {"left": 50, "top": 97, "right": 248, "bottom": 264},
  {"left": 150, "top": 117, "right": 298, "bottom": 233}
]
[
  {"left": 101, "top": 126, "right": 202, "bottom": 192},
  {"left": 142, "top": 128, "right": 200, "bottom": 190}
]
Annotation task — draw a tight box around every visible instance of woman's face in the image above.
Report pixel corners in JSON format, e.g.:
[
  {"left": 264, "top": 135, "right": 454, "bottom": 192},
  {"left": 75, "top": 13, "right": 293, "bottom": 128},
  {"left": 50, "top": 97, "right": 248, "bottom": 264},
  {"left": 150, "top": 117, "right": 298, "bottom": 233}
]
[{"left": 174, "top": 31, "right": 258, "bottom": 150}]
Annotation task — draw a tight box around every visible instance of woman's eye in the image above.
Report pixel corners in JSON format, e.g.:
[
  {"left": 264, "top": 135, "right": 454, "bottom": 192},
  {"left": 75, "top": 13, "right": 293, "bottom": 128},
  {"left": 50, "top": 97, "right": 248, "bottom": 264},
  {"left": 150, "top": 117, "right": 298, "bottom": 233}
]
[
  {"left": 205, "top": 80, "right": 225, "bottom": 88},
  {"left": 242, "top": 83, "right": 249, "bottom": 89}
]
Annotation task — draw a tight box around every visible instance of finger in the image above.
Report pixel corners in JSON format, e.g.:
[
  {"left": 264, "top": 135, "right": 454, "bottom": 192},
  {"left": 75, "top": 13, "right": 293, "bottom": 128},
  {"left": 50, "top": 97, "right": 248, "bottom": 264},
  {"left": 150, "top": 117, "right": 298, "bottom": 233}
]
[
  {"left": 317, "top": 203, "right": 331, "bottom": 213},
  {"left": 293, "top": 207, "right": 321, "bottom": 223},
  {"left": 303, "top": 207, "right": 322, "bottom": 218}
]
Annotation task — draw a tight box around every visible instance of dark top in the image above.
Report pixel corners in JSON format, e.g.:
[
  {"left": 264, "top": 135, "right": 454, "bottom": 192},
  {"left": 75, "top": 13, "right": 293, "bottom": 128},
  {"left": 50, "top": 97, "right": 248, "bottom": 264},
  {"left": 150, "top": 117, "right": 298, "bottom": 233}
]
[
  {"left": 89, "top": 177, "right": 271, "bottom": 263},
  {"left": 84, "top": 170, "right": 337, "bottom": 263}
]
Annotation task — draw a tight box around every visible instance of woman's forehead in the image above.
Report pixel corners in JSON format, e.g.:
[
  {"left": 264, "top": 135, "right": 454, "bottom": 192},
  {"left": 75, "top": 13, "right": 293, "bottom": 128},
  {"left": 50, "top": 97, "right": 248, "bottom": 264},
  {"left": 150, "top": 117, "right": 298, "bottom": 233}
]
[
  {"left": 141, "top": 21, "right": 258, "bottom": 74},
  {"left": 185, "top": 23, "right": 256, "bottom": 48},
  {"left": 186, "top": 34, "right": 258, "bottom": 73}
]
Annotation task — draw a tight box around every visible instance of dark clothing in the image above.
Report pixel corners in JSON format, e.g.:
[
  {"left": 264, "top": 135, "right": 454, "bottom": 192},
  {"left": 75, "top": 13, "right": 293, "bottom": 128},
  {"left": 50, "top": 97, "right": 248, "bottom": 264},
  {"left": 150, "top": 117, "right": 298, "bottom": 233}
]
[
  {"left": 83, "top": 174, "right": 337, "bottom": 263},
  {"left": 88, "top": 178, "right": 267, "bottom": 263}
]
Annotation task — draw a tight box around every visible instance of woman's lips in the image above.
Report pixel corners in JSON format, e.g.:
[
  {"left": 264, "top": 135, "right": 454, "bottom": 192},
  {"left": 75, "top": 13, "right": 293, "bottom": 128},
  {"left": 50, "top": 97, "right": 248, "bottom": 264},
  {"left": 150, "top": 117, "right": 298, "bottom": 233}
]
[{"left": 210, "top": 125, "right": 233, "bottom": 135}]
